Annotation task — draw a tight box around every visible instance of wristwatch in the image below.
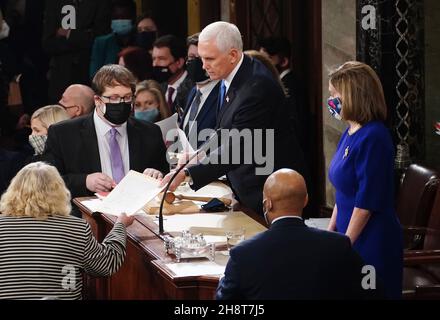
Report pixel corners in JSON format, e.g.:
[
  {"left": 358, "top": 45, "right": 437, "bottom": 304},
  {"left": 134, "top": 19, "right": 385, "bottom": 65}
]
[{"left": 183, "top": 168, "right": 193, "bottom": 185}]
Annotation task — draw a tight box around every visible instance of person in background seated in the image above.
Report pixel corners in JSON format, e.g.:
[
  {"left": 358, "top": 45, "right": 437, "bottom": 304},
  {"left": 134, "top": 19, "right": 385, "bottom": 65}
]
[
  {"left": 118, "top": 46, "right": 152, "bottom": 82},
  {"left": 44, "top": 64, "right": 168, "bottom": 203},
  {"left": 29, "top": 105, "right": 70, "bottom": 158},
  {"left": 0, "top": 162, "right": 134, "bottom": 300},
  {"left": 327, "top": 61, "right": 403, "bottom": 299},
  {"left": 134, "top": 80, "right": 170, "bottom": 123},
  {"left": 216, "top": 169, "right": 382, "bottom": 300},
  {"left": 59, "top": 85, "right": 96, "bottom": 118}
]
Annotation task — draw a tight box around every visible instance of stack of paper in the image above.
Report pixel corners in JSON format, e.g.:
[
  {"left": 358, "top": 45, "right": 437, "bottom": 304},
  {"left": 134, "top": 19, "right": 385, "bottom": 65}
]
[{"left": 96, "top": 170, "right": 164, "bottom": 216}]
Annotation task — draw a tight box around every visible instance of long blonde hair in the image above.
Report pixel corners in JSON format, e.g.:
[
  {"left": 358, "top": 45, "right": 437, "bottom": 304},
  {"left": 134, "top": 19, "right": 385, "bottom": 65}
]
[
  {"left": 31, "top": 105, "right": 70, "bottom": 130},
  {"left": 0, "top": 162, "right": 71, "bottom": 219},
  {"left": 135, "top": 80, "right": 170, "bottom": 120}
]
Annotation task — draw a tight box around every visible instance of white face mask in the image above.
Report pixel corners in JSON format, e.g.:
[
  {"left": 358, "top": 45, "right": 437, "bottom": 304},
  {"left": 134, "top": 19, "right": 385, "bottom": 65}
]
[
  {"left": 263, "top": 199, "right": 271, "bottom": 226},
  {"left": 0, "top": 21, "right": 10, "bottom": 40},
  {"left": 29, "top": 135, "right": 48, "bottom": 155}
]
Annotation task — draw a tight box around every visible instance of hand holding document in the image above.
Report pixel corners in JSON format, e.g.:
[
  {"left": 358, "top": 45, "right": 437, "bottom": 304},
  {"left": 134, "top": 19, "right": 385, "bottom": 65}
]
[{"left": 96, "top": 170, "right": 164, "bottom": 216}]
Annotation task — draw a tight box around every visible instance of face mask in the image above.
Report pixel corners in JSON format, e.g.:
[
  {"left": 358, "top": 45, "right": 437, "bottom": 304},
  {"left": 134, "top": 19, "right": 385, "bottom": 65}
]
[
  {"left": 101, "top": 101, "right": 132, "bottom": 125},
  {"left": 0, "top": 20, "right": 10, "bottom": 40},
  {"left": 186, "top": 57, "right": 210, "bottom": 83},
  {"left": 135, "top": 31, "right": 157, "bottom": 50},
  {"left": 152, "top": 65, "right": 173, "bottom": 83},
  {"left": 327, "top": 97, "right": 343, "bottom": 120},
  {"left": 29, "top": 135, "right": 48, "bottom": 155},
  {"left": 264, "top": 210, "right": 271, "bottom": 226},
  {"left": 262, "top": 199, "right": 271, "bottom": 225},
  {"left": 135, "top": 108, "right": 159, "bottom": 123},
  {"left": 111, "top": 19, "right": 133, "bottom": 36}
]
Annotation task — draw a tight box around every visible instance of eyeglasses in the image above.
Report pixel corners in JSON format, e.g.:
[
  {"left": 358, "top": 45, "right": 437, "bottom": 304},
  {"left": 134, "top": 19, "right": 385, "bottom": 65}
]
[
  {"left": 59, "top": 103, "right": 79, "bottom": 110},
  {"left": 100, "top": 95, "right": 134, "bottom": 104}
]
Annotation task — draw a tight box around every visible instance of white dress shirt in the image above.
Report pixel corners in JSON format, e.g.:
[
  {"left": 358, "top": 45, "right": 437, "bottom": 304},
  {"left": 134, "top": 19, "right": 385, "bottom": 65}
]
[
  {"left": 271, "top": 215, "right": 303, "bottom": 225},
  {"left": 223, "top": 54, "right": 244, "bottom": 94},
  {"left": 93, "top": 110, "right": 130, "bottom": 179},
  {"left": 167, "top": 70, "right": 188, "bottom": 103}
]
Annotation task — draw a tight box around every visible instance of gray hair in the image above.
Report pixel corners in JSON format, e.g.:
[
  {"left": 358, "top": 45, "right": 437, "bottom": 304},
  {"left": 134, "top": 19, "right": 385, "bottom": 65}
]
[{"left": 199, "top": 21, "right": 243, "bottom": 52}]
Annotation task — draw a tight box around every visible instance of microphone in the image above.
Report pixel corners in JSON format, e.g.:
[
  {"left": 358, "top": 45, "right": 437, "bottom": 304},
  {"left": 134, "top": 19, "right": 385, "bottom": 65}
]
[{"left": 158, "top": 127, "right": 223, "bottom": 235}]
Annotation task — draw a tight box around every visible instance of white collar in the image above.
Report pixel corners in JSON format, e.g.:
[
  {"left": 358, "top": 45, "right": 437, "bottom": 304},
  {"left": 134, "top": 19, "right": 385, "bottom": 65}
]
[
  {"left": 223, "top": 53, "right": 244, "bottom": 92},
  {"left": 93, "top": 109, "right": 127, "bottom": 137},
  {"left": 168, "top": 71, "right": 188, "bottom": 90},
  {"left": 271, "top": 215, "right": 303, "bottom": 225},
  {"left": 280, "top": 69, "right": 292, "bottom": 80}
]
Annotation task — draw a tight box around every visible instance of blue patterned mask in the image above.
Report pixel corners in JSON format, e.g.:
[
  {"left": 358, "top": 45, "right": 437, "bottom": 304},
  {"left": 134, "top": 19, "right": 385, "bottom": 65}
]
[
  {"left": 135, "top": 108, "right": 159, "bottom": 122},
  {"left": 327, "top": 97, "right": 343, "bottom": 120}
]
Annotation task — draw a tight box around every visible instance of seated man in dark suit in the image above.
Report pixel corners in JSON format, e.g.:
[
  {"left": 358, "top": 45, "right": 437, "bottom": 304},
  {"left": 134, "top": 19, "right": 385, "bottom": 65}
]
[
  {"left": 45, "top": 64, "right": 168, "bottom": 201},
  {"left": 216, "top": 169, "right": 383, "bottom": 300},
  {"left": 180, "top": 33, "right": 219, "bottom": 149}
]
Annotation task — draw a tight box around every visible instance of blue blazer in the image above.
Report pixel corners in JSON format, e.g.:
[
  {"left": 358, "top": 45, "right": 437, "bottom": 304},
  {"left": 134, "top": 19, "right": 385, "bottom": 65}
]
[
  {"left": 179, "top": 82, "right": 220, "bottom": 149},
  {"left": 216, "top": 218, "right": 384, "bottom": 300}
]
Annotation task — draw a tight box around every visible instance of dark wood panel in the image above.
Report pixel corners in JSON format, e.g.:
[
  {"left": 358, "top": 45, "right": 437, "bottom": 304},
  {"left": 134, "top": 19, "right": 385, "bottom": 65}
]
[{"left": 74, "top": 197, "right": 264, "bottom": 300}]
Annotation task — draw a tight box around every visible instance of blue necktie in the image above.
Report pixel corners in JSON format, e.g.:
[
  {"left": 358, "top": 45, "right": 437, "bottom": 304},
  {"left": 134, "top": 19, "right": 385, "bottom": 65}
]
[{"left": 218, "top": 80, "right": 226, "bottom": 112}]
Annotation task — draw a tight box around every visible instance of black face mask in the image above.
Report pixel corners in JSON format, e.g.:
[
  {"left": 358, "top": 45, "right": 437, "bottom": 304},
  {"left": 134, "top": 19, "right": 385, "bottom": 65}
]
[
  {"left": 152, "top": 65, "right": 173, "bottom": 83},
  {"left": 102, "top": 102, "right": 132, "bottom": 125},
  {"left": 135, "top": 31, "right": 157, "bottom": 50},
  {"left": 186, "top": 57, "right": 209, "bottom": 83}
]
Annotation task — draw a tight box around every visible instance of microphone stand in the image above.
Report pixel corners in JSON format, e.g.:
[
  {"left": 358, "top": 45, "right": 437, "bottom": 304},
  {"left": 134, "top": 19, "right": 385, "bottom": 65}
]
[{"left": 158, "top": 128, "right": 222, "bottom": 235}]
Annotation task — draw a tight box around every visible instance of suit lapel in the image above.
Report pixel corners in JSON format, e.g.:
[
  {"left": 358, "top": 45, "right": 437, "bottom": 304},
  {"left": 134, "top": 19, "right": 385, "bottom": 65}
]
[
  {"left": 216, "top": 55, "right": 252, "bottom": 126},
  {"left": 127, "top": 118, "right": 142, "bottom": 170},
  {"left": 189, "top": 82, "right": 220, "bottom": 135},
  {"left": 179, "top": 87, "right": 197, "bottom": 129},
  {"left": 80, "top": 114, "right": 101, "bottom": 173}
]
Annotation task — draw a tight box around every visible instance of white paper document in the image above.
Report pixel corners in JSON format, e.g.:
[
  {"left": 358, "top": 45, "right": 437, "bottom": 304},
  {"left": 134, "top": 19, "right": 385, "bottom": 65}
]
[
  {"left": 165, "top": 257, "right": 228, "bottom": 277},
  {"left": 175, "top": 181, "right": 232, "bottom": 200},
  {"left": 155, "top": 113, "right": 179, "bottom": 142},
  {"left": 96, "top": 170, "right": 163, "bottom": 216},
  {"left": 305, "top": 218, "right": 331, "bottom": 230}
]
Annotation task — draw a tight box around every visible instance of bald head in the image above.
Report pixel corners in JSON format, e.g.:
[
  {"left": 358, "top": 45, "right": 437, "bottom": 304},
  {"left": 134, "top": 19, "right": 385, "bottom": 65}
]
[
  {"left": 59, "top": 85, "right": 95, "bottom": 118},
  {"left": 263, "top": 169, "right": 308, "bottom": 219}
]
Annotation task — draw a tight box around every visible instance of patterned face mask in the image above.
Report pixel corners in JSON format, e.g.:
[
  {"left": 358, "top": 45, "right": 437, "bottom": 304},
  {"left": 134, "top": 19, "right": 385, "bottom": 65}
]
[
  {"left": 29, "top": 135, "right": 48, "bottom": 155},
  {"left": 326, "top": 97, "right": 343, "bottom": 120}
]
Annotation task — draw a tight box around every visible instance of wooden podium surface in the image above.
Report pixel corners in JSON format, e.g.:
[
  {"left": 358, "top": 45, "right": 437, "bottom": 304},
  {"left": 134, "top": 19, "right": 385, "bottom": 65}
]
[{"left": 74, "top": 197, "right": 265, "bottom": 300}]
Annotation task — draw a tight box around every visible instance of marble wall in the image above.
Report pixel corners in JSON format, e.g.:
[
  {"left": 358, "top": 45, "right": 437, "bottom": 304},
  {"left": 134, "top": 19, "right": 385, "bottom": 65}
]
[
  {"left": 424, "top": 0, "right": 440, "bottom": 169},
  {"left": 322, "top": 0, "right": 357, "bottom": 206}
]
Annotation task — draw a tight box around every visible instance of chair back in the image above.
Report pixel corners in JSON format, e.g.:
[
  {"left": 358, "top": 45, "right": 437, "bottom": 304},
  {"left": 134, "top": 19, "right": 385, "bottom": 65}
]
[{"left": 396, "top": 164, "right": 440, "bottom": 227}]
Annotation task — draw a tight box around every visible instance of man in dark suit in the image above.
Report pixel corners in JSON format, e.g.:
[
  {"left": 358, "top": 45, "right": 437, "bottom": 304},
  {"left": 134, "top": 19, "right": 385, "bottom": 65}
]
[
  {"left": 180, "top": 33, "right": 219, "bottom": 149},
  {"left": 45, "top": 65, "right": 168, "bottom": 200},
  {"left": 216, "top": 169, "right": 382, "bottom": 300},
  {"left": 258, "top": 36, "right": 308, "bottom": 153},
  {"left": 161, "top": 22, "right": 306, "bottom": 215},
  {"left": 43, "top": 0, "right": 111, "bottom": 103},
  {"left": 152, "top": 35, "right": 193, "bottom": 115}
]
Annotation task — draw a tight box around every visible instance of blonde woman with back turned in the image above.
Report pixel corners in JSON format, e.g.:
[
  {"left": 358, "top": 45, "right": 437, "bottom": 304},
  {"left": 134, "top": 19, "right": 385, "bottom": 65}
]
[{"left": 0, "top": 162, "right": 134, "bottom": 300}]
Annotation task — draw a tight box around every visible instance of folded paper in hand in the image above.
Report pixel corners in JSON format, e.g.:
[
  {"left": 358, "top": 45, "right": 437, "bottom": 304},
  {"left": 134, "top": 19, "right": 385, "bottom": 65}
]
[{"left": 96, "top": 170, "right": 164, "bottom": 216}]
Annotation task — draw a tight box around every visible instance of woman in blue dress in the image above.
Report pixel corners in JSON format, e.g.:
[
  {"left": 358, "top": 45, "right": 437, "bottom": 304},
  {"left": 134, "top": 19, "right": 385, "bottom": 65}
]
[{"left": 327, "top": 61, "right": 403, "bottom": 299}]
